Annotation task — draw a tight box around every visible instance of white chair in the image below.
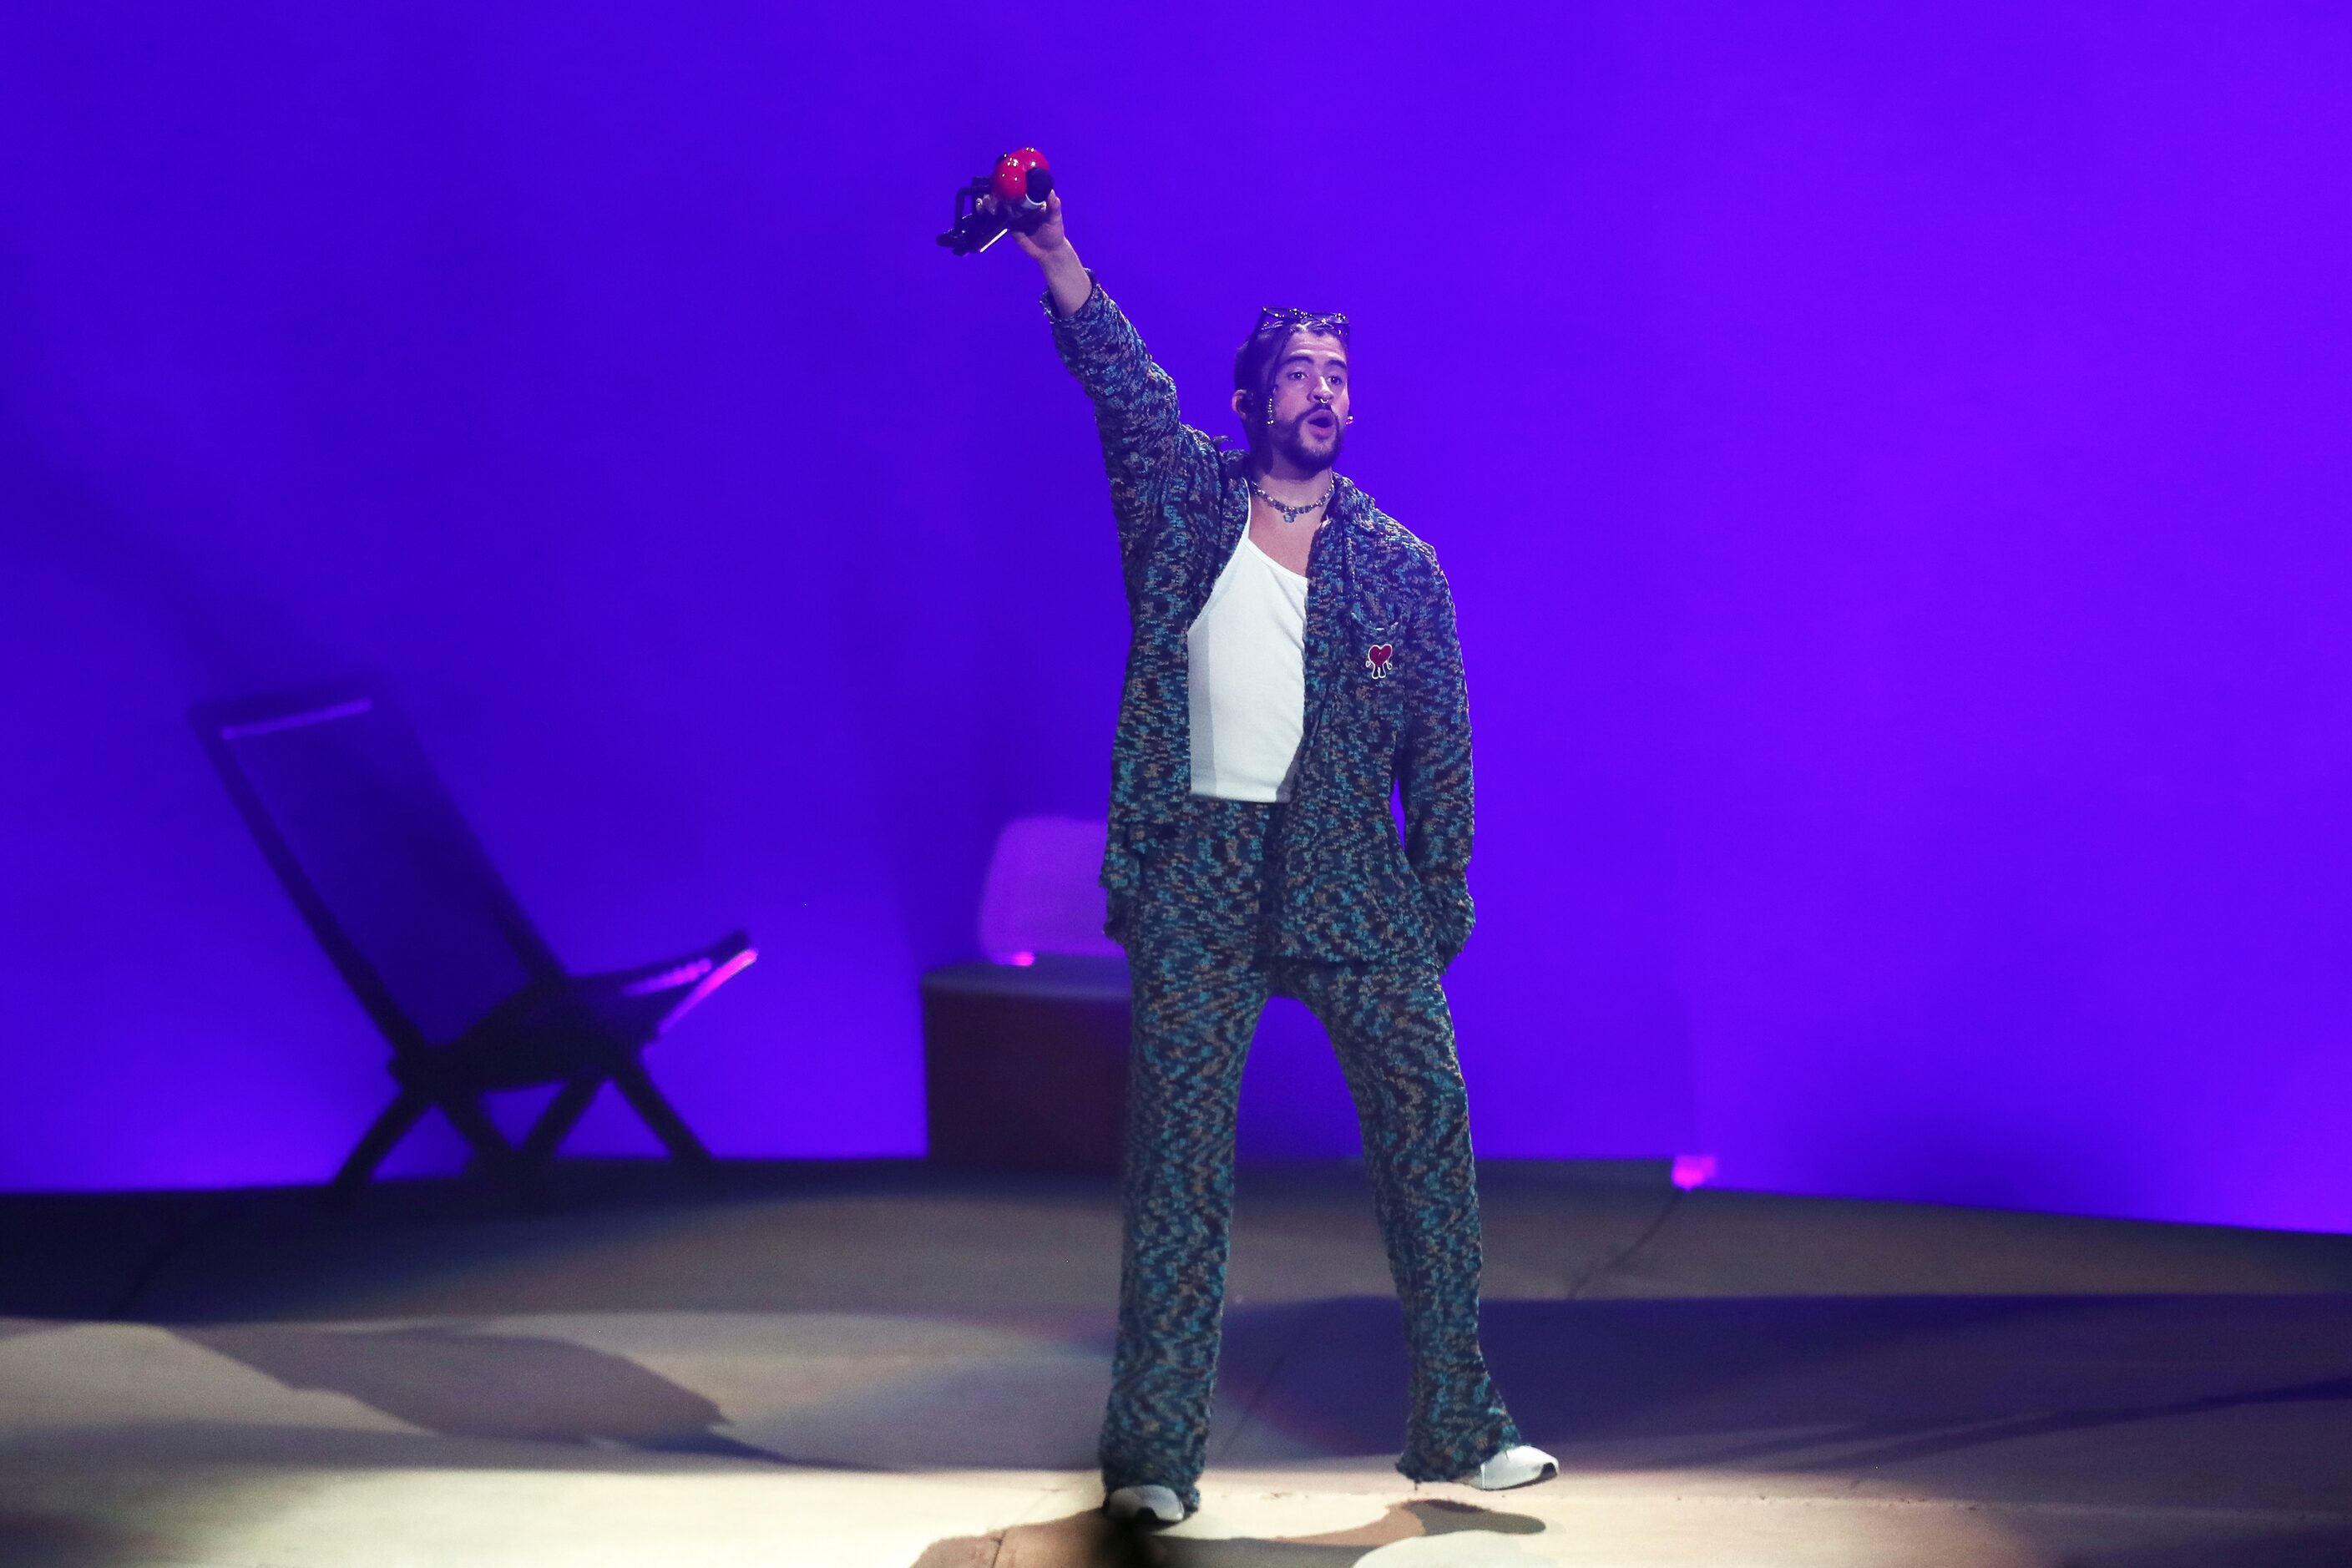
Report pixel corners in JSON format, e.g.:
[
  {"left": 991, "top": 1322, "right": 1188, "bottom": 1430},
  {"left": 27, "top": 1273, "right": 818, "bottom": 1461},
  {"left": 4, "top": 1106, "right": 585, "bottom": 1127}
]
[{"left": 975, "top": 815, "right": 1120, "bottom": 964}]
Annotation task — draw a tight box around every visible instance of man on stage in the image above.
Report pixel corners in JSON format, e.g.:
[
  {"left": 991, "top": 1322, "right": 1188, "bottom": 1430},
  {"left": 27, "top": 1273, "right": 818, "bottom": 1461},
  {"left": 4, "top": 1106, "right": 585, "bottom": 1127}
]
[{"left": 996, "top": 185, "right": 1555, "bottom": 1525}]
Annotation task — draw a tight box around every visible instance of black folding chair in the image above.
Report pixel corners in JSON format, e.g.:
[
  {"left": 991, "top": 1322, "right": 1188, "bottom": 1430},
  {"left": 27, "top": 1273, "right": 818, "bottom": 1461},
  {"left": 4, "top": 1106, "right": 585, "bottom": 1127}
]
[{"left": 191, "top": 679, "right": 756, "bottom": 1208}]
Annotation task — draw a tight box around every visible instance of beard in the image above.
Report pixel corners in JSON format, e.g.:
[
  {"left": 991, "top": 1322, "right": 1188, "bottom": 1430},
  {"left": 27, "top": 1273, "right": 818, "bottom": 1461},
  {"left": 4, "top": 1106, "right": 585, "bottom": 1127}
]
[{"left": 1268, "top": 407, "right": 1346, "bottom": 473}]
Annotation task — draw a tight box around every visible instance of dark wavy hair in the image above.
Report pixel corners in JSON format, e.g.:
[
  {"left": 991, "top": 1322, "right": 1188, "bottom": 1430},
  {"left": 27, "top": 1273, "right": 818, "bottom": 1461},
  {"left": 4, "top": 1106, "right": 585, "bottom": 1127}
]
[{"left": 1232, "top": 310, "right": 1349, "bottom": 451}]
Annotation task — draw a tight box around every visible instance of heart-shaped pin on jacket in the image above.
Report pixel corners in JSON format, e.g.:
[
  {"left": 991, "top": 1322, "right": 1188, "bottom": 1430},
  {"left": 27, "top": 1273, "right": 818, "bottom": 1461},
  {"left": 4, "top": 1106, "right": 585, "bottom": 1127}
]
[{"left": 1365, "top": 644, "right": 1393, "bottom": 680}]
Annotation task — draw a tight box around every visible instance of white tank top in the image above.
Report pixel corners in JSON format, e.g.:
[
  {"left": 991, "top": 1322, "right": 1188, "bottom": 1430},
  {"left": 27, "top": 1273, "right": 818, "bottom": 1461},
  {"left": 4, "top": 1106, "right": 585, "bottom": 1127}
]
[{"left": 1186, "top": 524, "right": 1310, "bottom": 802}]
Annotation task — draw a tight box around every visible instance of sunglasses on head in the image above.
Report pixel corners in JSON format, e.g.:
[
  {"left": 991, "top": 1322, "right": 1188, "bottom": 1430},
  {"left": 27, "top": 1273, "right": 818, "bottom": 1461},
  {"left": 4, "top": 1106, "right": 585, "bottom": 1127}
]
[{"left": 1255, "top": 306, "right": 1350, "bottom": 339}]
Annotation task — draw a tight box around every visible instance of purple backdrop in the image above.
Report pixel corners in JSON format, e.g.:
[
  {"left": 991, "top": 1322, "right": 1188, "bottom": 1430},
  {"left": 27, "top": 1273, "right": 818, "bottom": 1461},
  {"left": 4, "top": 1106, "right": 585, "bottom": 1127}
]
[{"left": 3, "top": 4, "right": 2348, "bottom": 1229}]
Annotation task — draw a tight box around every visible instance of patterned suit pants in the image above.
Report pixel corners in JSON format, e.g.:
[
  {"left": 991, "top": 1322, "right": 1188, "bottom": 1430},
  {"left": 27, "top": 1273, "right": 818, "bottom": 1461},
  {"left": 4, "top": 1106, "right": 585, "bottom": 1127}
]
[{"left": 1097, "top": 796, "right": 1521, "bottom": 1511}]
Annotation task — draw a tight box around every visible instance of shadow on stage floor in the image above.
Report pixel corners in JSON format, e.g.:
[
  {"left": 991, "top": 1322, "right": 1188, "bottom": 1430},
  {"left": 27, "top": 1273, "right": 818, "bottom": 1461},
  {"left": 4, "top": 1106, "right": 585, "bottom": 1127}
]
[
  {"left": 3, "top": 1161, "right": 2350, "bottom": 1565},
  {"left": 116, "top": 1292, "right": 2352, "bottom": 1479}
]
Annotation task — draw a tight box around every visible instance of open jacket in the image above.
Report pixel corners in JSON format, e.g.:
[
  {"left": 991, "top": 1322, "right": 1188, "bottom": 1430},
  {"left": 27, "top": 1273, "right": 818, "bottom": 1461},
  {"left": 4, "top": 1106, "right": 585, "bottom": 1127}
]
[{"left": 1049, "top": 278, "right": 1477, "bottom": 969}]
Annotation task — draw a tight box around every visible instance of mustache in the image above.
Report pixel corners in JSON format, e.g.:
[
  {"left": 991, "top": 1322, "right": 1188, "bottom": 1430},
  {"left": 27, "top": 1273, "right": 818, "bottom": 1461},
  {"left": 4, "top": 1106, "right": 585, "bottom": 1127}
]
[{"left": 1274, "top": 407, "right": 1346, "bottom": 463}]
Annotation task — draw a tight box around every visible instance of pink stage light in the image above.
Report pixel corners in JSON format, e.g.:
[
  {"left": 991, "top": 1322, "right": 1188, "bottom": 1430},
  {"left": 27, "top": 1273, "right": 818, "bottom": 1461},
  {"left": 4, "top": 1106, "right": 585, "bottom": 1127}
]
[
  {"left": 1005, "top": 951, "right": 1036, "bottom": 967},
  {"left": 621, "top": 958, "right": 714, "bottom": 997},
  {"left": 654, "top": 948, "right": 758, "bottom": 1034},
  {"left": 1671, "top": 1154, "right": 1717, "bottom": 1191}
]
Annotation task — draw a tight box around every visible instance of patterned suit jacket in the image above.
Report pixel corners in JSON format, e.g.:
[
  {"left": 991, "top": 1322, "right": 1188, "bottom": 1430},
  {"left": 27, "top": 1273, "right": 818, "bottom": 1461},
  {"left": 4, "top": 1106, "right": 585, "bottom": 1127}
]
[{"left": 1049, "top": 278, "right": 1479, "bottom": 970}]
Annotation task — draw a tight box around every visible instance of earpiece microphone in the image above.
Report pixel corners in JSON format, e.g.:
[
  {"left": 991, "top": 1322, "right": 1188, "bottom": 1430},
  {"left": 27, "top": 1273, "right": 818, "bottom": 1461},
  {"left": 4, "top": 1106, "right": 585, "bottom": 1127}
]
[{"left": 937, "top": 148, "right": 1055, "bottom": 255}]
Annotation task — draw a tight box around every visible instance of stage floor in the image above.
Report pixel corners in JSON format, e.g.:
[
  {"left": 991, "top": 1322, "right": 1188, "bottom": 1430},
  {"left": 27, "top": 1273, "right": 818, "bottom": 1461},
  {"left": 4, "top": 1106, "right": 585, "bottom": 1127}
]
[{"left": 3, "top": 1161, "right": 2350, "bottom": 1566}]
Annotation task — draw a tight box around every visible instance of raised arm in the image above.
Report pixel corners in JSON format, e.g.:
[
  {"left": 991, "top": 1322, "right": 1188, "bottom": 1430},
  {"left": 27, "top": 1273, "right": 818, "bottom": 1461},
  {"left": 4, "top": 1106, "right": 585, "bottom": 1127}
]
[
  {"left": 1018, "top": 192, "right": 1093, "bottom": 317},
  {"left": 1397, "top": 557, "right": 1477, "bottom": 969},
  {"left": 999, "top": 189, "right": 1225, "bottom": 564}
]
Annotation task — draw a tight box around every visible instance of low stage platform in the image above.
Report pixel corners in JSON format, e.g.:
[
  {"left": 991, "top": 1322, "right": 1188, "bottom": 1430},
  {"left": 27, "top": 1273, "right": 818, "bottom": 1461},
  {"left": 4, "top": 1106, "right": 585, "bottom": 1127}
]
[{"left": 3, "top": 1161, "right": 2349, "bottom": 1565}]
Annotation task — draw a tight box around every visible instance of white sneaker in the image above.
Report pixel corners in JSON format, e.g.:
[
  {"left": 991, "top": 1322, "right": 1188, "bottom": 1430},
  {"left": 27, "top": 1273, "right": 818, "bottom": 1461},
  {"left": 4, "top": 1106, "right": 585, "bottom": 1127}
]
[
  {"left": 1104, "top": 1484, "right": 1186, "bottom": 1525},
  {"left": 1458, "top": 1444, "right": 1559, "bottom": 1490}
]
